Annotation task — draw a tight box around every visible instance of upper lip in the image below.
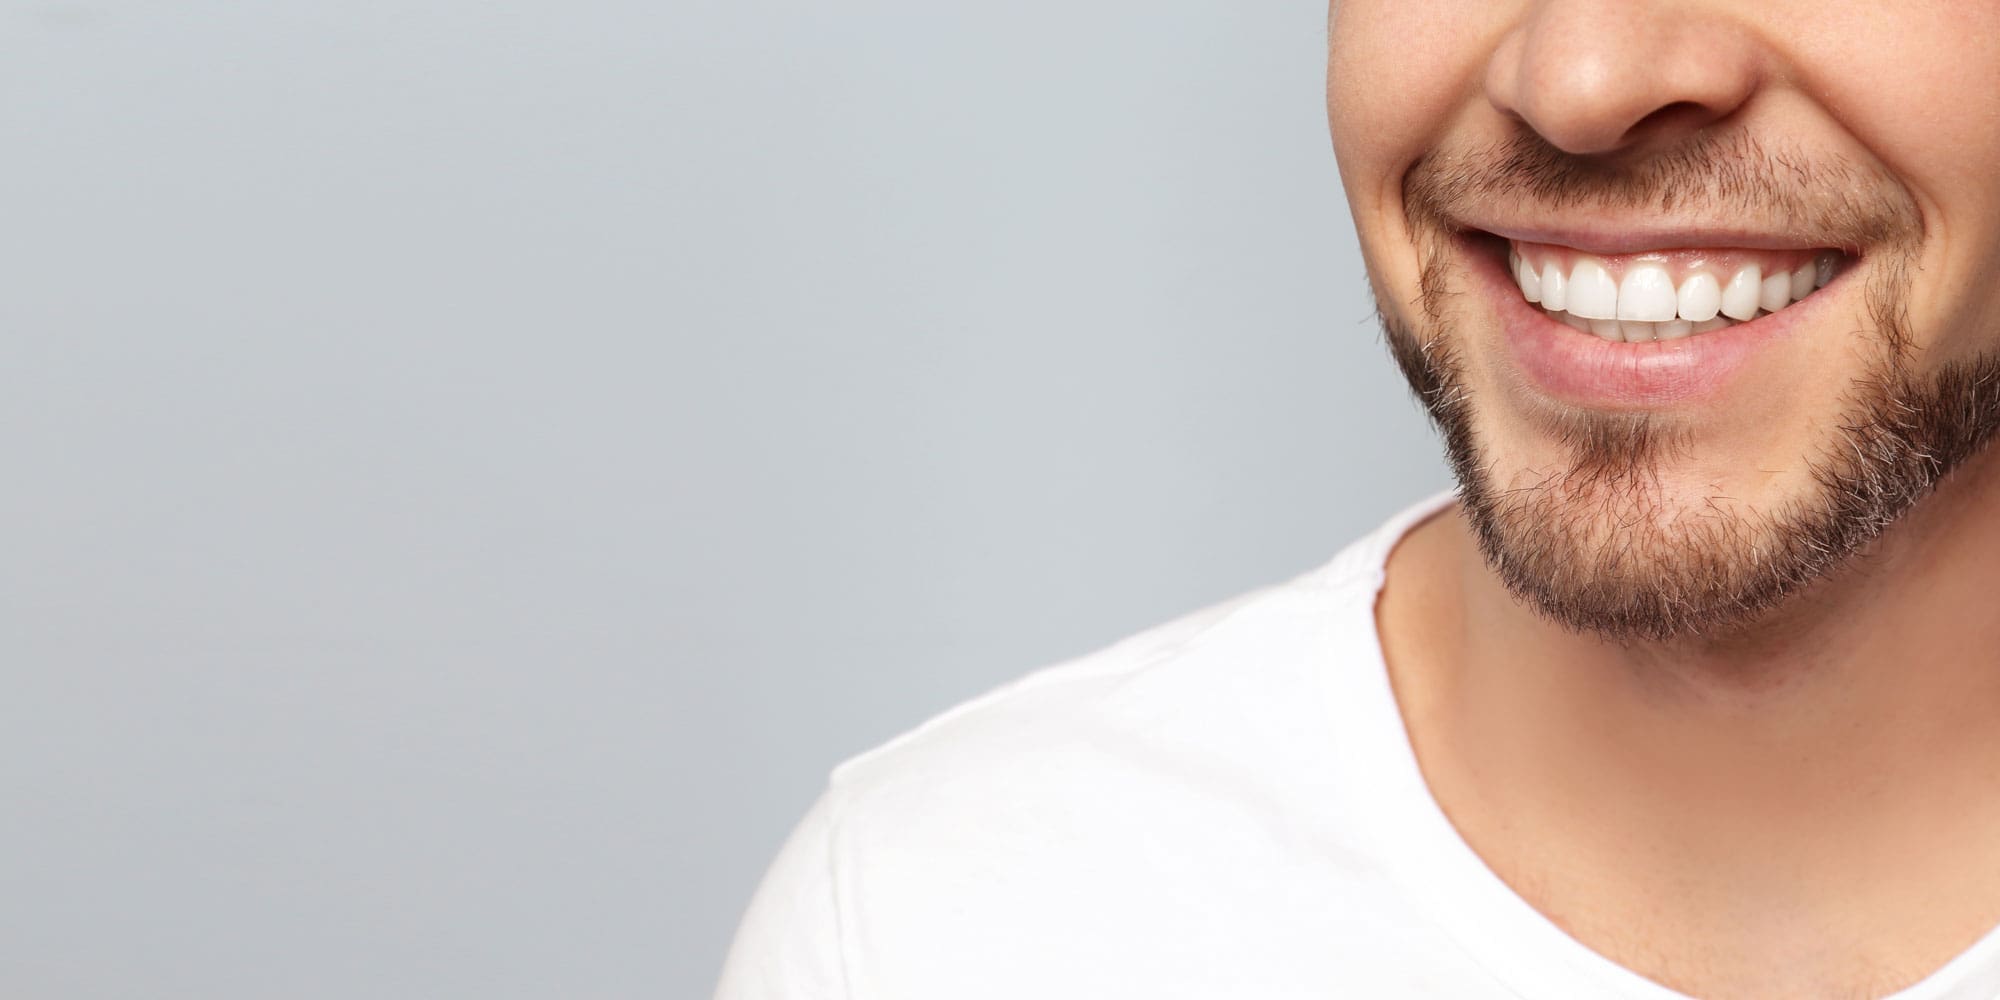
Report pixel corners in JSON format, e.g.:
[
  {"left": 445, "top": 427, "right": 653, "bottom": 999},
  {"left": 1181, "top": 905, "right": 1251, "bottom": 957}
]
[{"left": 1453, "top": 218, "right": 1848, "bottom": 255}]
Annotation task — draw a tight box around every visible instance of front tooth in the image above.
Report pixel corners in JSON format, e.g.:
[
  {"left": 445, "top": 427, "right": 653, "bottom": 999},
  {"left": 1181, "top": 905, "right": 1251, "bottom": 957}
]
[
  {"left": 1616, "top": 264, "right": 1678, "bottom": 321},
  {"left": 1567, "top": 259, "right": 1618, "bottom": 319},
  {"left": 1759, "top": 271, "right": 1792, "bottom": 312},
  {"left": 1588, "top": 317, "right": 1621, "bottom": 340},
  {"left": 1516, "top": 254, "right": 1542, "bottom": 302},
  {"left": 1789, "top": 264, "right": 1814, "bottom": 300},
  {"left": 1560, "top": 311, "right": 1590, "bottom": 332},
  {"left": 1677, "top": 272, "right": 1721, "bottom": 322},
  {"left": 1693, "top": 317, "right": 1731, "bottom": 334},
  {"left": 1658, "top": 319, "right": 1695, "bottom": 340},
  {"left": 1540, "top": 262, "right": 1567, "bottom": 311},
  {"left": 1720, "top": 265, "right": 1763, "bottom": 321}
]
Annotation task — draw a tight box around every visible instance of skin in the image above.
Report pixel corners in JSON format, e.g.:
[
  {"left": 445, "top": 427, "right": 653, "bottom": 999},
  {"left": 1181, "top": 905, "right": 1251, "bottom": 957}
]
[{"left": 1330, "top": 2, "right": 2000, "bottom": 996}]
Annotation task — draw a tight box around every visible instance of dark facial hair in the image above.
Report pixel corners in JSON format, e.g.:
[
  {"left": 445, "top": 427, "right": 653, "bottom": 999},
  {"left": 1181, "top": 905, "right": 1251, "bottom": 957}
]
[{"left": 1387, "top": 130, "right": 2000, "bottom": 642}]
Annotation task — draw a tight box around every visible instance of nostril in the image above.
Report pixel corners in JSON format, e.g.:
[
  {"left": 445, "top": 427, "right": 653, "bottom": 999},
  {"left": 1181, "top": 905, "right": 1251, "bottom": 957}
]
[{"left": 1622, "top": 100, "right": 1727, "bottom": 148}]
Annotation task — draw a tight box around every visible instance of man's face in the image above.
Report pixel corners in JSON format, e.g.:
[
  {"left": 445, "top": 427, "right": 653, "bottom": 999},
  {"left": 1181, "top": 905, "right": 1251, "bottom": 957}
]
[{"left": 1328, "top": 2, "right": 2000, "bottom": 641}]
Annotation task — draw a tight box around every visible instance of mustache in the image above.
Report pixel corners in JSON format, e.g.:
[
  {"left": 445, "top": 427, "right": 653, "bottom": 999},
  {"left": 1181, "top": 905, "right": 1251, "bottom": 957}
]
[{"left": 1402, "top": 129, "right": 1923, "bottom": 254}]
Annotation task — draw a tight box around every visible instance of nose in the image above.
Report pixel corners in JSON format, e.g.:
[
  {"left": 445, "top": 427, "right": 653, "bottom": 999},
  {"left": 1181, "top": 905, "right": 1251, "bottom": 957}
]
[{"left": 1484, "top": 1, "right": 1762, "bottom": 156}]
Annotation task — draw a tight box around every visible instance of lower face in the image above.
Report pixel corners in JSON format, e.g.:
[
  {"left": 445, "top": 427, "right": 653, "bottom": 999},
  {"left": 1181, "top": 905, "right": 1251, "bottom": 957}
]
[
  {"left": 1328, "top": 9, "right": 2000, "bottom": 643},
  {"left": 1389, "top": 208, "right": 2000, "bottom": 643}
]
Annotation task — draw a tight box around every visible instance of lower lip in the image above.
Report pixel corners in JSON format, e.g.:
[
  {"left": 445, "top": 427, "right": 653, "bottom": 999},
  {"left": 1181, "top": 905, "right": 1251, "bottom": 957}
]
[{"left": 1468, "top": 236, "right": 1825, "bottom": 408}]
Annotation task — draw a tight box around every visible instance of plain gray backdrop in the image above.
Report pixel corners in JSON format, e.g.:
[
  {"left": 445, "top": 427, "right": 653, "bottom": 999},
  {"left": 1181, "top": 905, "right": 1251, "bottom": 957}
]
[{"left": 3, "top": 1, "right": 1448, "bottom": 997}]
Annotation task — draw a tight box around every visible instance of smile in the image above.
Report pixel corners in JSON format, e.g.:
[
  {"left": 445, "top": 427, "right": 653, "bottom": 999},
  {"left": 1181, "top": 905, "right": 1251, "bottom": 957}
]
[
  {"left": 1457, "top": 230, "right": 1860, "bottom": 407},
  {"left": 1506, "top": 240, "right": 1848, "bottom": 343}
]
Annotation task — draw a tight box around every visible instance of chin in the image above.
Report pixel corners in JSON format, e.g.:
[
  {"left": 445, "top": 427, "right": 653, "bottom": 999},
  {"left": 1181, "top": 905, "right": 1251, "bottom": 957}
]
[
  {"left": 1383, "top": 290, "right": 2000, "bottom": 644},
  {"left": 1457, "top": 413, "right": 1817, "bottom": 642}
]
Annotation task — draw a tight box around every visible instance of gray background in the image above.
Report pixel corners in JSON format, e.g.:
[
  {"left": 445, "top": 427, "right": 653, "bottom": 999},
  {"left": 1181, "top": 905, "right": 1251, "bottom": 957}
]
[{"left": 2, "top": 1, "right": 1447, "bottom": 997}]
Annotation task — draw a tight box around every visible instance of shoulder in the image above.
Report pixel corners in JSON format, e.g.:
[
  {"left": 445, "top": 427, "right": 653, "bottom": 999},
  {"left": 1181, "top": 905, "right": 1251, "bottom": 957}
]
[
  {"left": 820, "top": 498, "right": 1446, "bottom": 854},
  {"left": 717, "top": 492, "right": 1457, "bottom": 997},
  {"left": 839, "top": 581, "right": 1322, "bottom": 783},
  {"left": 826, "top": 492, "right": 1453, "bottom": 815}
]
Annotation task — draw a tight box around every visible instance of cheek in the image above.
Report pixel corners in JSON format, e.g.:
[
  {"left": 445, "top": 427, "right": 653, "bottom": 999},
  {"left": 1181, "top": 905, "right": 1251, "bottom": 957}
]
[
  {"left": 1802, "top": 4, "right": 2000, "bottom": 176},
  {"left": 1327, "top": 4, "right": 1487, "bottom": 192},
  {"left": 1328, "top": 4, "right": 1511, "bottom": 301},
  {"left": 1793, "top": 5, "right": 2000, "bottom": 353}
]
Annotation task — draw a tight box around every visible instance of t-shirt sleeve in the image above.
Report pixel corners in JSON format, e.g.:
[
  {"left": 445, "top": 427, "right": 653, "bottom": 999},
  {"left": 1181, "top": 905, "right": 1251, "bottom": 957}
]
[{"left": 712, "top": 789, "right": 851, "bottom": 1000}]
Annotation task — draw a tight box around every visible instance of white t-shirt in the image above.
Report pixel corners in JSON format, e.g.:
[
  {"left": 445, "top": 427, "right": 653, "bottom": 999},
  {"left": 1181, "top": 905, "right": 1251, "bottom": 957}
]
[{"left": 713, "top": 491, "right": 2000, "bottom": 999}]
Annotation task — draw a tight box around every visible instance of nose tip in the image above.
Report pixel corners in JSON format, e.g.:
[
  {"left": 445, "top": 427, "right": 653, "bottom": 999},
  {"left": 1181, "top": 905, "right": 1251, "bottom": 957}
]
[{"left": 1485, "top": 3, "right": 1761, "bottom": 157}]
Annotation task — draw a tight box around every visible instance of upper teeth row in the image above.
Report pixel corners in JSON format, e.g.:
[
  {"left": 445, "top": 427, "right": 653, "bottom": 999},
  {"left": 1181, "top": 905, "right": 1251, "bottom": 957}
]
[{"left": 1511, "top": 252, "right": 1837, "bottom": 324}]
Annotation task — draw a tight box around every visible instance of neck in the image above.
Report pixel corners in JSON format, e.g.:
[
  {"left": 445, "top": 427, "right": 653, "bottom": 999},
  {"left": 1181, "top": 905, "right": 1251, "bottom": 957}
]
[{"left": 1378, "top": 444, "right": 2000, "bottom": 995}]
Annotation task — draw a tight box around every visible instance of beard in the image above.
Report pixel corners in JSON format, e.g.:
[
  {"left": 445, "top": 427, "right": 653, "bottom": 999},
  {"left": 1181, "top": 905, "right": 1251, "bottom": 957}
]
[{"left": 1387, "top": 131, "right": 2000, "bottom": 643}]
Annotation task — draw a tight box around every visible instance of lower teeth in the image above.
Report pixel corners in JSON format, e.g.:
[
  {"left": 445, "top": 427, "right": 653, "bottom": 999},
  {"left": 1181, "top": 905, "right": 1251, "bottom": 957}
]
[{"left": 1550, "top": 309, "right": 1758, "bottom": 343}]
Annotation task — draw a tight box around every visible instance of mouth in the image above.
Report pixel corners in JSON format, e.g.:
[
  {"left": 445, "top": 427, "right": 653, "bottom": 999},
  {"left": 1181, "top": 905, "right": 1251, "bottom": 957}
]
[
  {"left": 1456, "top": 230, "right": 1859, "bottom": 407},
  {"left": 1503, "top": 238, "right": 1848, "bottom": 343}
]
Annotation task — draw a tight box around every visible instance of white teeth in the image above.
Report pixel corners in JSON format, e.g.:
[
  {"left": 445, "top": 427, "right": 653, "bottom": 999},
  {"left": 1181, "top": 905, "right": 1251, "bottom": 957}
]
[
  {"left": 1540, "top": 262, "right": 1567, "bottom": 311},
  {"left": 1567, "top": 259, "right": 1619, "bottom": 320},
  {"left": 1720, "top": 265, "right": 1763, "bottom": 321},
  {"left": 1759, "top": 271, "right": 1792, "bottom": 313},
  {"left": 1515, "top": 254, "right": 1542, "bottom": 302},
  {"left": 1676, "top": 272, "right": 1721, "bottom": 322},
  {"left": 1789, "top": 264, "right": 1814, "bottom": 301},
  {"left": 1621, "top": 320, "right": 1659, "bottom": 343},
  {"left": 1616, "top": 264, "right": 1678, "bottom": 322},
  {"left": 1515, "top": 247, "right": 1840, "bottom": 343}
]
